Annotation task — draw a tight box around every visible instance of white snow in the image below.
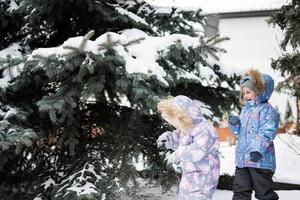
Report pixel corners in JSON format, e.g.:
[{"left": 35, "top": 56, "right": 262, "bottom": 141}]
[
  {"left": 129, "top": 133, "right": 300, "bottom": 200},
  {"left": 273, "top": 134, "right": 300, "bottom": 184},
  {"left": 0, "top": 64, "right": 24, "bottom": 88},
  {"left": 0, "top": 43, "right": 24, "bottom": 88},
  {"left": 29, "top": 29, "right": 219, "bottom": 87},
  {"left": 55, "top": 163, "right": 102, "bottom": 197},
  {"left": 7, "top": 0, "right": 19, "bottom": 12},
  {"left": 0, "top": 73, "right": 12, "bottom": 88},
  {"left": 3, "top": 106, "right": 18, "bottom": 119},
  {"left": 220, "top": 133, "right": 300, "bottom": 184},
  {"left": 213, "top": 190, "right": 300, "bottom": 200},
  {"left": 115, "top": 7, "right": 148, "bottom": 25},
  {"left": 123, "top": 177, "right": 300, "bottom": 200},
  {"left": 0, "top": 43, "right": 22, "bottom": 59},
  {"left": 41, "top": 177, "right": 56, "bottom": 190},
  {"left": 31, "top": 133, "right": 300, "bottom": 199},
  {"left": 146, "top": 0, "right": 291, "bottom": 14}
]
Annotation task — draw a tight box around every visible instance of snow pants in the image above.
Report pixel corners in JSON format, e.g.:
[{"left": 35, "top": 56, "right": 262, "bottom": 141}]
[
  {"left": 179, "top": 171, "right": 218, "bottom": 200},
  {"left": 232, "top": 167, "right": 279, "bottom": 200}
]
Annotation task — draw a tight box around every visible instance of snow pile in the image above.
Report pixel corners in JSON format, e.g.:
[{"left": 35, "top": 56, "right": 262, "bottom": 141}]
[
  {"left": 220, "top": 133, "right": 300, "bottom": 185},
  {"left": 129, "top": 133, "right": 300, "bottom": 199}
]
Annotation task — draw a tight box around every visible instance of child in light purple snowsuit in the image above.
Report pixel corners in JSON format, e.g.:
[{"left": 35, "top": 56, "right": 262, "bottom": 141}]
[{"left": 157, "top": 95, "right": 220, "bottom": 200}]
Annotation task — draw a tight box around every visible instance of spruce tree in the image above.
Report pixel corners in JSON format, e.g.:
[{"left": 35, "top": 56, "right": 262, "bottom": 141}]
[
  {"left": 285, "top": 100, "right": 293, "bottom": 122},
  {"left": 269, "top": 0, "right": 300, "bottom": 133},
  {"left": 0, "top": 0, "right": 23, "bottom": 49},
  {"left": 0, "top": 0, "right": 239, "bottom": 199}
]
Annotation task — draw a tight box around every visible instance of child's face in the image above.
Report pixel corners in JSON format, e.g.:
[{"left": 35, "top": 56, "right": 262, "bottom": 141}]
[{"left": 242, "top": 87, "right": 256, "bottom": 101}]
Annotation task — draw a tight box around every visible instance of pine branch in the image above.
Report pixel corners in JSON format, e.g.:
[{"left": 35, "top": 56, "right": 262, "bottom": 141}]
[
  {"left": 122, "top": 37, "right": 145, "bottom": 47},
  {"left": 79, "top": 30, "right": 95, "bottom": 51}
]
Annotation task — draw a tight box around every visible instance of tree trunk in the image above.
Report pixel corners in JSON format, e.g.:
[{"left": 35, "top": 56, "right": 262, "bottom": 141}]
[{"left": 297, "top": 96, "right": 300, "bottom": 135}]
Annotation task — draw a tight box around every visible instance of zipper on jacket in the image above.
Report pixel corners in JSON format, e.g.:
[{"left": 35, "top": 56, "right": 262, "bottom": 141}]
[{"left": 242, "top": 106, "right": 254, "bottom": 167}]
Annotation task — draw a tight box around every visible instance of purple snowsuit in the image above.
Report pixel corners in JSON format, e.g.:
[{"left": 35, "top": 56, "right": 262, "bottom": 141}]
[{"left": 157, "top": 95, "right": 220, "bottom": 200}]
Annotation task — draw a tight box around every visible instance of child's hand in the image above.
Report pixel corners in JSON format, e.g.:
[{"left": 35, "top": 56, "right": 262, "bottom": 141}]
[
  {"left": 228, "top": 115, "right": 240, "bottom": 126},
  {"left": 157, "top": 139, "right": 167, "bottom": 149},
  {"left": 157, "top": 131, "right": 171, "bottom": 149},
  {"left": 250, "top": 151, "right": 262, "bottom": 162}
]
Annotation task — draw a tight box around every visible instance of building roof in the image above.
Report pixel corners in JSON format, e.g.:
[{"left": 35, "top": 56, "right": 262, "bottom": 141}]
[
  {"left": 217, "top": 9, "right": 276, "bottom": 18},
  {"left": 147, "top": 0, "right": 291, "bottom": 14}
]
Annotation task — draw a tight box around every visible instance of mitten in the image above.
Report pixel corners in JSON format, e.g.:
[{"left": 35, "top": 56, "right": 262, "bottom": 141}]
[
  {"left": 228, "top": 115, "right": 240, "bottom": 126},
  {"left": 157, "top": 131, "right": 171, "bottom": 149},
  {"left": 157, "top": 139, "right": 167, "bottom": 149},
  {"left": 250, "top": 151, "right": 262, "bottom": 162}
]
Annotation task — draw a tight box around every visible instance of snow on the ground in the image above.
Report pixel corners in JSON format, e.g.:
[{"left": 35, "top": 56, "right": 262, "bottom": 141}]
[
  {"left": 213, "top": 190, "right": 300, "bottom": 200},
  {"left": 273, "top": 133, "right": 300, "bottom": 184},
  {"left": 123, "top": 178, "right": 300, "bottom": 200},
  {"left": 220, "top": 133, "right": 300, "bottom": 185},
  {"left": 128, "top": 133, "right": 300, "bottom": 199}
]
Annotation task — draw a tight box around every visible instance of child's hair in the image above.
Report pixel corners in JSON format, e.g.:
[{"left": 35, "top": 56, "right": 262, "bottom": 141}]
[
  {"left": 157, "top": 96, "right": 193, "bottom": 132},
  {"left": 239, "top": 69, "right": 265, "bottom": 104},
  {"left": 243, "top": 69, "right": 264, "bottom": 93}
]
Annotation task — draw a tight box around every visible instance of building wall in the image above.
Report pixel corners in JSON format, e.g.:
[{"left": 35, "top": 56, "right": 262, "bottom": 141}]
[
  {"left": 215, "top": 16, "right": 296, "bottom": 121},
  {"left": 218, "top": 16, "right": 283, "bottom": 76}
]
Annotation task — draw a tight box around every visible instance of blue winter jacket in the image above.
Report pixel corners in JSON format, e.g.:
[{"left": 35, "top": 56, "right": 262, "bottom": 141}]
[{"left": 229, "top": 74, "right": 279, "bottom": 172}]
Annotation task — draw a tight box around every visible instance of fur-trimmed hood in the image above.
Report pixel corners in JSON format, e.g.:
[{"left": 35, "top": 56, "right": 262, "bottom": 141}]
[
  {"left": 240, "top": 69, "right": 274, "bottom": 103},
  {"left": 171, "top": 95, "right": 204, "bottom": 123},
  {"left": 157, "top": 95, "right": 204, "bottom": 132}
]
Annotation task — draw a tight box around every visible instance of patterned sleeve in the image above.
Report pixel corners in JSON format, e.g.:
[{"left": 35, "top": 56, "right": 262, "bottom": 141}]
[
  {"left": 228, "top": 114, "right": 241, "bottom": 137},
  {"left": 252, "top": 105, "right": 279, "bottom": 155},
  {"left": 173, "top": 125, "right": 213, "bottom": 162}
]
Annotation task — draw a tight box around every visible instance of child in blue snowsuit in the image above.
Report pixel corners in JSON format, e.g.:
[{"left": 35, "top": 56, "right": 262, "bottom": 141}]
[{"left": 228, "top": 69, "right": 279, "bottom": 200}]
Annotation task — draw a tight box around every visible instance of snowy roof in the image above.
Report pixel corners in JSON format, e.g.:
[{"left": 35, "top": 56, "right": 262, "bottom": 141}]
[{"left": 146, "top": 0, "right": 291, "bottom": 14}]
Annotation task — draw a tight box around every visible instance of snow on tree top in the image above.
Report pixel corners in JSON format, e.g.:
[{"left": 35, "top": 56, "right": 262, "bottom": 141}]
[
  {"left": 115, "top": 7, "right": 148, "bottom": 25},
  {"left": 0, "top": 43, "right": 22, "bottom": 59},
  {"left": 0, "top": 43, "right": 23, "bottom": 88},
  {"left": 29, "top": 28, "right": 220, "bottom": 87}
]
